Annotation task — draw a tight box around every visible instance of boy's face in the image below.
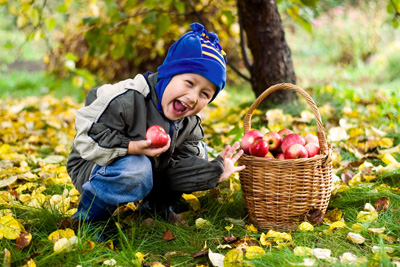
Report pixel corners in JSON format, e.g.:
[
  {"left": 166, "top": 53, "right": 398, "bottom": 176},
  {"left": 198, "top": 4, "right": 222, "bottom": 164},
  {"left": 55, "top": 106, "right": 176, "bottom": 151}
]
[{"left": 161, "top": 73, "right": 217, "bottom": 121}]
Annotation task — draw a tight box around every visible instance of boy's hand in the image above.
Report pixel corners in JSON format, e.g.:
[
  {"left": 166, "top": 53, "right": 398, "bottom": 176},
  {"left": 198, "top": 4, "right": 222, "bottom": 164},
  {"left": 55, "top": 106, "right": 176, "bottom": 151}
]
[
  {"left": 218, "top": 141, "right": 245, "bottom": 183},
  {"left": 128, "top": 138, "right": 170, "bottom": 157}
]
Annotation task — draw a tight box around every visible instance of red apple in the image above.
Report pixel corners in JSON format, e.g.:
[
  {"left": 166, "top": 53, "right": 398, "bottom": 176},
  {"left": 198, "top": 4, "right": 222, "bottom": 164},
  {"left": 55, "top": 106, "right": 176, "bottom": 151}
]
[
  {"left": 305, "top": 143, "right": 320, "bottom": 157},
  {"left": 249, "top": 139, "right": 269, "bottom": 157},
  {"left": 276, "top": 153, "right": 285, "bottom": 160},
  {"left": 263, "top": 131, "right": 282, "bottom": 151},
  {"left": 281, "top": 134, "right": 306, "bottom": 153},
  {"left": 304, "top": 133, "right": 319, "bottom": 145},
  {"left": 146, "top": 125, "right": 169, "bottom": 148},
  {"left": 278, "top": 128, "right": 294, "bottom": 138},
  {"left": 284, "top": 144, "right": 308, "bottom": 159},
  {"left": 241, "top": 130, "right": 264, "bottom": 155}
]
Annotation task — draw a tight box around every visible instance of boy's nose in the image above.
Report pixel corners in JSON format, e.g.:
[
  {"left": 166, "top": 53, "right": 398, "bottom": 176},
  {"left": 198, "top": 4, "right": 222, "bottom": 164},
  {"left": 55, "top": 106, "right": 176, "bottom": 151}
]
[{"left": 186, "top": 92, "right": 198, "bottom": 106}]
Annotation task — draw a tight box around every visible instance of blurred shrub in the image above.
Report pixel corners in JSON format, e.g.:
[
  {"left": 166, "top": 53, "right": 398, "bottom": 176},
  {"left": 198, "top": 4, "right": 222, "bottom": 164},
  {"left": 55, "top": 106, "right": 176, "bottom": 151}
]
[
  {"left": 311, "top": 2, "right": 387, "bottom": 66},
  {"left": 45, "top": 0, "right": 241, "bottom": 86},
  {"left": 378, "top": 41, "right": 400, "bottom": 82}
]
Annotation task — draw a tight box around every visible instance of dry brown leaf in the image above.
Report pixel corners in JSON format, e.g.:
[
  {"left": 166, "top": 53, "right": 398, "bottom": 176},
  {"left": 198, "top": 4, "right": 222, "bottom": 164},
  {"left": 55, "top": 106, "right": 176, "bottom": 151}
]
[
  {"left": 162, "top": 228, "right": 176, "bottom": 241},
  {"left": 168, "top": 210, "right": 187, "bottom": 226},
  {"left": 16, "top": 232, "right": 32, "bottom": 250},
  {"left": 192, "top": 250, "right": 208, "bottom": 258},
  {"left": 375, "top": 197, "right": 389, "bottom": 212},
  {"left": 306, "top": 209, "right": 324, "bottom": 225},
  {"left": 232, "top": 236, "right": 258, "bottom": 248},
  {"left": 164, "top": 251, "right": 189, "bottom": 258},
  {"left": 224, "top": 234, "right": 238, "bottom": 243}
]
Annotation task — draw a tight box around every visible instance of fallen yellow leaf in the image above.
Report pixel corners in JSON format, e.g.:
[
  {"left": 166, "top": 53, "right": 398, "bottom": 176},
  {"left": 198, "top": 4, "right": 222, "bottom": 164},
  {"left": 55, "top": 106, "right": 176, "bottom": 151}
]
[
  {"left": 3, "top": 248, "right": 11, "bottom": 266},
  {"left": 298, "top": 222, "right": 314, "bottom": 231},
  {"left": 329, "top": 221, "right": 346, "bottom": 230},
  {"left": 225, "top": 224, "right": 234, "bottom": 232},
  {"left": 311, "top": 248, "right": 332, "bottom": 259},
  {"left": 209, "top": 249, "right": 225, "bottom": 267},
  {"left": 54, "top": 236, "right": 78, "bottom": 253},
  {"left": 195, "top": 218, "right": 211, "bottom": 229},
  {"left": 357, "top": 211, "right": 378, "bottom": 223},
  {"left": 223, "top": 248, "right": 243, "bottom": 266},
  {"left": 245, "top": 246, "right": 265, "bottom": 259},
  {"left": 368, "top": 227, "right": 386, "bottom": 234},
  {"left": 347, "top": 232, "right": 365, "bottom": 244},
  {"left": 340, "top": 252, "right": 358, "bottom": 265},
  {"left": 21, "top": 259, "right": 36, "bottom": 267},
  {"left": 48, "top": 228, "right": 75, "bottom": 243},
  {"left": 182, "top": 193, "right": 201, "bottom": 211},
  {"left": 0, "top": 216, "right": 22, "bottom": 240},
  {"left": 245, "top": 224, "right": 258, "bottom": 234},
  {"left": 324, "top": 208, "right": 343, "bottom": 224},
  {"left": 381, "top": 154, "right": 398, "bottom": 165},
  {"left": 371, "top": 246, "right": 396, "bottom": 254}
]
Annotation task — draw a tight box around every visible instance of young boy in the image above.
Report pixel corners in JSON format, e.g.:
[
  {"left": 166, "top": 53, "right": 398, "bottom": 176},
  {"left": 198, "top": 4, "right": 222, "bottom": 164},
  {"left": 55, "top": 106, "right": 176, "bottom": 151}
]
[{"left": 67, "top": 22, "right": 245, "bottom": 221}]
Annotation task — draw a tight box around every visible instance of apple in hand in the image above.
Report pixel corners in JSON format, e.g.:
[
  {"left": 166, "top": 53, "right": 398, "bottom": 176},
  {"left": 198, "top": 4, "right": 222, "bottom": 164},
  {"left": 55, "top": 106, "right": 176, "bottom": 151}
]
[
  {"left": 241, "top": 130, "right": 264, "bottom": 154},
  {"left": 146, "top": 125, "right": 169, "bottom": 148},
  {"left": 263, "top": 131, "right": 282, "bottom": 151},
  {"left": 249, "top": 139, "right": 269, "bottom": 157},
  {"left": 304, "top": 133, "right": 319, "bottom": 145},
  {"left": 281, "top": 134, "right": 306, "bottom": 153},
  {"left": 305, "top": 143, "right": 320, "bottom": 157},
  {"left": 278, "top": 128, "right": 294, "bottom": 138},
  {"left": 284, "top": 144, "right": 308, "bottom": 159}
]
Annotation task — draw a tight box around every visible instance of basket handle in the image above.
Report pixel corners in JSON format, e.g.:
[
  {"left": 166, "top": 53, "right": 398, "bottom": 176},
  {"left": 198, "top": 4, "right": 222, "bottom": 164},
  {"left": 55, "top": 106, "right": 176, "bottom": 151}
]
[{"left": 244, "top": 83, "right": 330, "bottom": 156}]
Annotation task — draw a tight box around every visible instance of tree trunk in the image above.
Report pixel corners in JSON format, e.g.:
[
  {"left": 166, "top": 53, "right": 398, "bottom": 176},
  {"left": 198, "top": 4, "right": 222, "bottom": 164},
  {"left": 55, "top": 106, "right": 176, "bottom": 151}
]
[{"left": 237, "top": 0, "right": 297, "bottom": 105}]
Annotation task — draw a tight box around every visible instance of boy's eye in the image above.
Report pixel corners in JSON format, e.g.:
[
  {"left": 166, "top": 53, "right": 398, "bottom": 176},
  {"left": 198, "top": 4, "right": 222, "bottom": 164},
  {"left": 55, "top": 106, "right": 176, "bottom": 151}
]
[
  {"left": 202, "top": 91, "right": 210, "bottom": 98},
  {"left": 185, "top": 80, "right": 194, "bottom": 86}
]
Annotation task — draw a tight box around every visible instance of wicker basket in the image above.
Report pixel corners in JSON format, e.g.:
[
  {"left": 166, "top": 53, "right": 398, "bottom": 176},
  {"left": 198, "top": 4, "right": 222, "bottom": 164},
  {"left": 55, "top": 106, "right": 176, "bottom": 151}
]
[{"left": 238, "top": 83, "right": 333, "bottom": 231}]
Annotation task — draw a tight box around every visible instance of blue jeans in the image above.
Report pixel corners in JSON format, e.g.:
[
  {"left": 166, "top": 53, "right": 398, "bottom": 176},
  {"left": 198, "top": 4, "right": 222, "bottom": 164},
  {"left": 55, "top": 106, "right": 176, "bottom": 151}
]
[{"left": 82, "top": 154, "right": 153, "bottom": 207}]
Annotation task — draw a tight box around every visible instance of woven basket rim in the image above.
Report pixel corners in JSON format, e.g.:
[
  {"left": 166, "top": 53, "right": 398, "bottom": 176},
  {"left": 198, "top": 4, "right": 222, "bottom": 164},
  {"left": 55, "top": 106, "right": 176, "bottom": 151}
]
[{"left": 243, "top": 83, "right": 331, "bottom": 157}]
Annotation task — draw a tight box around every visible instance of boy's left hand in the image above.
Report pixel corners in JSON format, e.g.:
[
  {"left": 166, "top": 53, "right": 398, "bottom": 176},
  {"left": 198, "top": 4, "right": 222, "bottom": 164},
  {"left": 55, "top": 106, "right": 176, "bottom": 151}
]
[{"left": 218, "top": 141, "right": 245, "bottom": 183}]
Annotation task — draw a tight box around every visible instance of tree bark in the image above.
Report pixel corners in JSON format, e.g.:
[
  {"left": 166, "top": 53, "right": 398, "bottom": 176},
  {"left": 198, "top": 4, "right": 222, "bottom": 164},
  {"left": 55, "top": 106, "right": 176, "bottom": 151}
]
[{"left": 237, "top": 0, "right": 297, "bottom": 105}]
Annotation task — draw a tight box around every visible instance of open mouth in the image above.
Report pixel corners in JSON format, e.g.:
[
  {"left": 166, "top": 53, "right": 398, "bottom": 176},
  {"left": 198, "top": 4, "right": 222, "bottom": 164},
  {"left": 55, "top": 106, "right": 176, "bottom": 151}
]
[{"left": 173, "top": 100, "right": 190, "bottom": 115}]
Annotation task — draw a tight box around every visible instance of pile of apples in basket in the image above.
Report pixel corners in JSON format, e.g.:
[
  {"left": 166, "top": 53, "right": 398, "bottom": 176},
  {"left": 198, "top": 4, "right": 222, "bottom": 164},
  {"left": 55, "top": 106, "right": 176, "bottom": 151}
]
[{"left": 241, "top": 129, "right": 320, "bottom": 159}]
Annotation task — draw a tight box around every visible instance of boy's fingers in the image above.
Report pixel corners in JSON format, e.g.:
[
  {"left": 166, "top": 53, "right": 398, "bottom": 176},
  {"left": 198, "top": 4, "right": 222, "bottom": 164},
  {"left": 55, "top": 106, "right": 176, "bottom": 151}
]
[
  {"left": 232, "top": 149, "right": 244, "bottom": 161},
  {"left": 232, "top": 141, "right": 240, "bottom": 150},
  {"left": 221, "top": 145, "right": 231, "bottom": 158},
  {"left": 236, "top": 165, "right": 246, "bottom": 171},
  {"left": 140, "top": 139, "right": 152, "bottom": 149}
]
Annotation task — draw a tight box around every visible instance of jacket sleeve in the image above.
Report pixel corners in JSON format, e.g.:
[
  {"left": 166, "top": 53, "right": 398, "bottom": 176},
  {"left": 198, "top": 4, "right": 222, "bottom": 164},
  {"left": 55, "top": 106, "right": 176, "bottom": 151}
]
[
  {"left": 165, "top": 122, "right": 225, "bottom": 193},
  {"left": 73, "top": 83, "right": 133, "bottom": 166}
]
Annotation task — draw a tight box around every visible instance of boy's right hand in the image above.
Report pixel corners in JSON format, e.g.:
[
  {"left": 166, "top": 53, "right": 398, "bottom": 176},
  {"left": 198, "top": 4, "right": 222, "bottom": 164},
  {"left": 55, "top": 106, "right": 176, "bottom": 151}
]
[{"left": 128, "top": 138, "right": 170, "bottom": 157}]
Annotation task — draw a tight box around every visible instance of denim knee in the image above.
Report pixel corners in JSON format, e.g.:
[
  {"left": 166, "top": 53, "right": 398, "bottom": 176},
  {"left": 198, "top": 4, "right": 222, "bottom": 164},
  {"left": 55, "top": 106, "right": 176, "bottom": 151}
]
[
  {"left": 82, "top": 154, "right": 153, "bottom": 206},
  {"left": 118, "top": 154, "right": 153, "bottom": 193}
]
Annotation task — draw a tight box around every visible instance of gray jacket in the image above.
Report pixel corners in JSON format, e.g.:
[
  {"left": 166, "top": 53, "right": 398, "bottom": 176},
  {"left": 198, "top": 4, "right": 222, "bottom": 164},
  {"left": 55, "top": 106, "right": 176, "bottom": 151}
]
[{"left": 67, "top": 73, "right": 224, "bottom": 193}]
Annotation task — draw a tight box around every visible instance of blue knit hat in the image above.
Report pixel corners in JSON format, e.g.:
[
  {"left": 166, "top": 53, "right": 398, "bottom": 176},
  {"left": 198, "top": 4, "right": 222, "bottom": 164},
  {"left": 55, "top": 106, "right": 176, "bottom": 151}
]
[{"left": 156, "top": 23, "right": 227, "bottom": 107}]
